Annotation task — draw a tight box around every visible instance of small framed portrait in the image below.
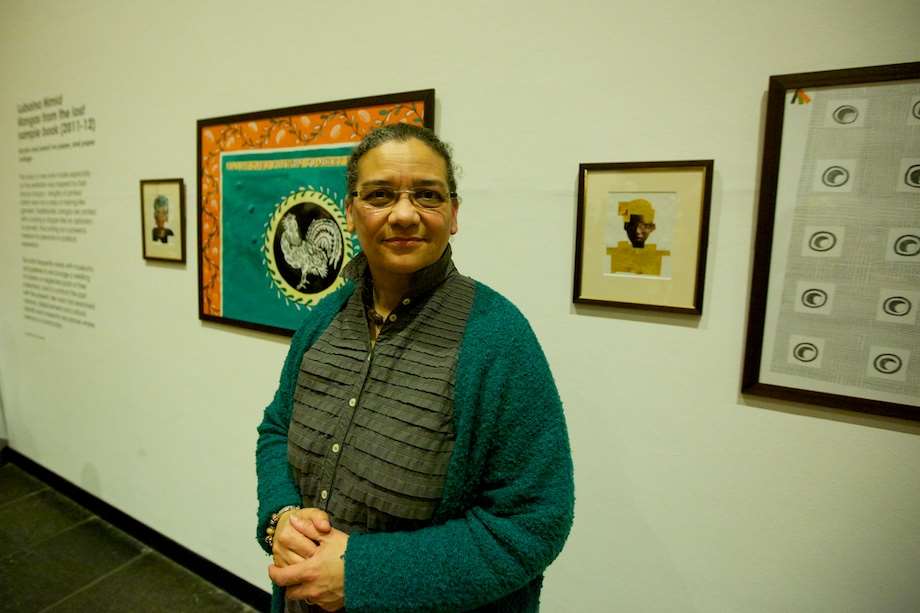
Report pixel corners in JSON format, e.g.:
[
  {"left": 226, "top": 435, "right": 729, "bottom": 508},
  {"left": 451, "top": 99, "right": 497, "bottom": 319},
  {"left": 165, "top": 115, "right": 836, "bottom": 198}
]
[
  {"left": 573, "top": 160, "right": 713, "bottom": 313},
  {"left": 140, "top": 178, "right": 186, "bottom": 263}
]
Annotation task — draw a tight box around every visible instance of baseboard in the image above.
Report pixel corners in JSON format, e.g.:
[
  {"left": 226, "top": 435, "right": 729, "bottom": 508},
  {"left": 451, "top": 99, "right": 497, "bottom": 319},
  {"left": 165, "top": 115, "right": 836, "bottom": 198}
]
[{"left": 1, "top": 447, "right": 271, "bottom": 611}]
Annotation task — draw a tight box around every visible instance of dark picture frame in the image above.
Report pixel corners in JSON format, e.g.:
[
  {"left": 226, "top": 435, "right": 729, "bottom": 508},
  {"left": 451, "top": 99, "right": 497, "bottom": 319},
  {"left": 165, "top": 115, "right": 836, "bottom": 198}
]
[
  {"left": 742, "top": 62, "right": 920, "bottom": 421},
  {"left": 140, "top": 178, "right": 186, "bottom": 263},
  {"left": 573, "top": 160, "right": 713, "bottom": 314},
  {"left": 196, "top": 89, "right": 435, "bottom": 336}
]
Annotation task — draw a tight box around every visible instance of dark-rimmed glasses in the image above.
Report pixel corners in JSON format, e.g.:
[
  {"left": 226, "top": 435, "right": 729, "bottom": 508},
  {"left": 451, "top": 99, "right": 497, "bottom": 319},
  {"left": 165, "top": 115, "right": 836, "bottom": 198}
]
[{"left": 351, "top": 187, "right": 458, "bottom": 210}]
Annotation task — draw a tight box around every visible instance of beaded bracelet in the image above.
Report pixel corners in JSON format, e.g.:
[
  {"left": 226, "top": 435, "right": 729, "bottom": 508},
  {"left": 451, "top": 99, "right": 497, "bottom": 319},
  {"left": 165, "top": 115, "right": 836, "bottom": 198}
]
[{"left": 265, "top": 505, "right": 301, "bottom": 548}]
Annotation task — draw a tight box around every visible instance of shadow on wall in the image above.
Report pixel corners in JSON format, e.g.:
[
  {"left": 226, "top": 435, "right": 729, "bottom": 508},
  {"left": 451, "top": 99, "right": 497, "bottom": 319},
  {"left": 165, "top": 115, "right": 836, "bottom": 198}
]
[
  {"left": 0, "top": 376, "right": 7, "bottom": 450},
  {"left": 738, "top": 394, "right": 920, "bottom": 437},
  {"left": 81, "top": 462, "right": 102, "bottom": 494},
  {"left": 0, "top": 376, "right": 102, "bottom": 492}
]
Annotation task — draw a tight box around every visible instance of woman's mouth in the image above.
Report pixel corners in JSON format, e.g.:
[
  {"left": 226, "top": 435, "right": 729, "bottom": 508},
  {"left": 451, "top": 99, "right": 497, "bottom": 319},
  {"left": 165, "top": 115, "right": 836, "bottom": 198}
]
[{"left": 385, "top": 237, "right": 425, "bottom": 245}]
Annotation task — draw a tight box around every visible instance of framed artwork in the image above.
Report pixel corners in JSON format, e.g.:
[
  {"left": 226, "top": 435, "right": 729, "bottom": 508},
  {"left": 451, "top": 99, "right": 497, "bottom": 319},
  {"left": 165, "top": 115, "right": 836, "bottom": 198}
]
[
  {"left": 573, "top": 160, "right": 713, "bottom": 313},
  {"left": 140, "top": 178, "right": 186, "bottom": 263},
  {"left": 196, "top": 89, "right": 435, "bottom": 336},
  {"left": 742, "top": 61, "right": 920, "bottom": 421}
]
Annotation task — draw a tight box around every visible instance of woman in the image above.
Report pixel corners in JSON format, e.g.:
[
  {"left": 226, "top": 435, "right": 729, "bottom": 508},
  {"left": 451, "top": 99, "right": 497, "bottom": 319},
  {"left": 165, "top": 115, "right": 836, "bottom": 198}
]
[
  {"left": 256, "top": 124, "right": 574, "bottom": 612},
  {"left": 151, "top": 195, "right": 174, "bottom": 243}
]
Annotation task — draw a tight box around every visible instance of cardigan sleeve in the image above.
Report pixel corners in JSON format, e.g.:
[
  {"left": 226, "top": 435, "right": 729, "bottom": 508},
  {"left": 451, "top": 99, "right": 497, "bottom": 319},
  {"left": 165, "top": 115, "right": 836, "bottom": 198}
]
[
  {"left": 255, "top": 320, "right": 314, "bottom": 554},
  {"left": 342, "top": 295, "right": 575, "bottom": 612}
]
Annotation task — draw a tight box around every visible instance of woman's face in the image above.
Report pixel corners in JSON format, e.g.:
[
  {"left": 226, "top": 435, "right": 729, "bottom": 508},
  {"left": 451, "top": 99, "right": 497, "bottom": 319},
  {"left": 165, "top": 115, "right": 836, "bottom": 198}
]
[
  {"left": 154, "top": 209, "right": 168, "bottom": 228},
  {"left": 625, "top": 217, "right": 654, "bottom": 247},
  {"left": 346, "top": 138, "right": 458, "bottom": 281}
]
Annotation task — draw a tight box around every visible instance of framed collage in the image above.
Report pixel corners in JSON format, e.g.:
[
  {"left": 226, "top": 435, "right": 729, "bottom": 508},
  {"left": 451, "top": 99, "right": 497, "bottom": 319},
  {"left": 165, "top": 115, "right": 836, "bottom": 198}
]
[{"left": 573, "top": 160, "right": 713, "bottom": 314}]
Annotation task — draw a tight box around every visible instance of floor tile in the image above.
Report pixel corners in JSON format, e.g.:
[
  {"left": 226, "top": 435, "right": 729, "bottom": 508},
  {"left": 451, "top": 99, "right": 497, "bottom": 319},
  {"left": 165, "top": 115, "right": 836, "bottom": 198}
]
[
  {"left": 0, "top": 464, "right": 46, "bottom": 504},
  {"left": 44, "top": 552, "right": 254, "bottom": 613},
  {"left": 0, "top": 461, "right": 261, "bottom": 612},
  {"left": 0, "top": 489, "right": 91, "bottom": 558},
  {"left": 0, "top": 518, "right": 145, "bottom": 612}
]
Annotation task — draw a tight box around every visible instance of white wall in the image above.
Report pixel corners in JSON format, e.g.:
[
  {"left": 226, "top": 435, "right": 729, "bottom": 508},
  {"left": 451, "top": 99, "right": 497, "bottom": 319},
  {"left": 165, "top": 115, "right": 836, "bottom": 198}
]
[{"left": 2, "top": 1, "right": 919, "bottom": 610}]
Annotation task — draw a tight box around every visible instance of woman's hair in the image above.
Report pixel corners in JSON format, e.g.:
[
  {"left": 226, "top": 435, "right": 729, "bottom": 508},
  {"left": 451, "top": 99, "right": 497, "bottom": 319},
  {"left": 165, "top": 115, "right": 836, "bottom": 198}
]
[
  {"left": 153, "top": 195, "right": 169, "bottom": 212},
  {"left": 345, "top": 123, "right": 458, "bottom": 198}
]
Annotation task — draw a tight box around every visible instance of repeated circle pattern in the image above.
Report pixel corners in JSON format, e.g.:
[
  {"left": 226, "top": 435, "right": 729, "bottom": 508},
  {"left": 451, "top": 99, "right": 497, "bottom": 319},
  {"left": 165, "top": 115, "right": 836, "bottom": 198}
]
[
  {"left": 893, "top": 234, "right": 920, "bottom": 257},
  {"left": 882, "top": 296, "right": 912, "bottom": 317},
  {"left": 872, "top": 353, "right": 903, "bottom": 375},
  {"left": 801, "top": 288, "right": 828, "bottom": 308},
  {"left": 783, "top": 97, "right": 918, "bottom": 384},
  {"left": 832, "top": 104, "right": 859, "bottom": 124},
  {"left": 808, "top": 231, "right": 837, "bottom": 252},
  {"left": 821, "top": 165, "right": 850, "bottom": 187},
  {"left": 792, "top": 342, "right": 819, "bottom": 363},
  {"left": 905, "top": 164, "right": 920, "bottom": 188}
]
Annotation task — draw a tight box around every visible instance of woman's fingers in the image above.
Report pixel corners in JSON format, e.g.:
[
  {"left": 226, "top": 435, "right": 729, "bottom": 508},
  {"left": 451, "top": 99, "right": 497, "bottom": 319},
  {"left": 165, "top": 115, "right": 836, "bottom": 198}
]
[
  {"left": 273, "top": 512, "right": 320, "bottom": 565},
  {"left": 272, "top": 546, "right": 306, "bottom": 568},
  {"left": 292, "top": 508, "right": 332, "bottom": 535},
  {"left": 289, "top": 513, "right": 331, "bottom": 542},
  {"left": 271, "top": 506, "right": 335, "bottom": 568}
]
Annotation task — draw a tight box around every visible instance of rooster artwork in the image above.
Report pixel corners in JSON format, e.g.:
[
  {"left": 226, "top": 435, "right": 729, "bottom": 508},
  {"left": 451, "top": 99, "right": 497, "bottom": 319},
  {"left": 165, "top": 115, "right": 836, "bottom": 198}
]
[
  {"left": 199, "top": 90, "right": 431, "bottom": 333},
  {"left": 279, "top": 212, "right": 343, "bottom": 291},
  {"left": 262, "top": 186, "right": 354, "bottom": 321}
]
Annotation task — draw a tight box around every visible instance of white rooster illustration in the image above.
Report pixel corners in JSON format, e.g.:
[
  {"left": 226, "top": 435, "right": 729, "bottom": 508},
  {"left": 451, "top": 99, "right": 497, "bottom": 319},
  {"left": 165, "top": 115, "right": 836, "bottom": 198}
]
[{"left": 279, "top": 213, "right": 343, "bottom": 290}]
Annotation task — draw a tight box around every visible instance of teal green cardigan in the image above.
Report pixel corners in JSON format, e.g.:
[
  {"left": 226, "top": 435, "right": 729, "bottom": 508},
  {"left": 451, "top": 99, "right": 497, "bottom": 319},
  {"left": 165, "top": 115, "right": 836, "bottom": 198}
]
[{"left": 256, "top": 280, "right": 575, "bottom": 612}]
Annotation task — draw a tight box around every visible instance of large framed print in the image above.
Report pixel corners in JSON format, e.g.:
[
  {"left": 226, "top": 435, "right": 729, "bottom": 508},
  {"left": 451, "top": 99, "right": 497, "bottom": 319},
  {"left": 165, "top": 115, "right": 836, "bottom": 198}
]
[
  {"left": 197, "top": 89, "right": 434, "bottom": 335},
  {"left": 573, "top": 160, "right": 713, "bottom": 314},
  {"left": 743, "top": 62, "right": 920, "bottom": 421}
]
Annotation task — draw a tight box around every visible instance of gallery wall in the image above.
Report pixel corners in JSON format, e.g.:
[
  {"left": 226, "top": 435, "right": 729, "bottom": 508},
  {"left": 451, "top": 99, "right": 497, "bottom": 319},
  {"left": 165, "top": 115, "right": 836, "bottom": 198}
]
[{"left": 1, "top": 1, "right": 919, "bottom": 610}]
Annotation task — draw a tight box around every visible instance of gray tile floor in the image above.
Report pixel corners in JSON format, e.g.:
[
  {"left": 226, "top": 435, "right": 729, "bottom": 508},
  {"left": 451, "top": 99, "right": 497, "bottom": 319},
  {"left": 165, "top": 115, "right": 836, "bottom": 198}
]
[{"left": 0, "top": 462, "right": 259, "bottom": 612}]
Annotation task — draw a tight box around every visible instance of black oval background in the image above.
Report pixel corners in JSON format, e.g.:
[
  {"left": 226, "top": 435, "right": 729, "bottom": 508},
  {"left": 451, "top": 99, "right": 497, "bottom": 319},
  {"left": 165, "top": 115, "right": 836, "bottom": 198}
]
[{"left": 272, "top": 201, "right": 342, "bottom": 294}]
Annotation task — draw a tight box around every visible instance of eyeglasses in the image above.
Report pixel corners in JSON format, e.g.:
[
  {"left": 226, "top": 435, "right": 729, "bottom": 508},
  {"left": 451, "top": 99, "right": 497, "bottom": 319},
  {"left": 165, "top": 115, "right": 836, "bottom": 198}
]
[{"left": 351, "top": 186, "right": 457, "bottom": 210}]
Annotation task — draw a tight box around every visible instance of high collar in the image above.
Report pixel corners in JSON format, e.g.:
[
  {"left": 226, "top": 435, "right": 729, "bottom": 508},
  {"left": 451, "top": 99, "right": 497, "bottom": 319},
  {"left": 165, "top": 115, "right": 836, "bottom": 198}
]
[{"left": 342, "top": 244, "right": 457, "bottom": 304}]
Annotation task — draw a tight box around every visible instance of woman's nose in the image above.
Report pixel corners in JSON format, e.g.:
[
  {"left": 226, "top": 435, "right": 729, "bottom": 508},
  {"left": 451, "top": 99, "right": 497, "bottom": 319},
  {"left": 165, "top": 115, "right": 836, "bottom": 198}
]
[{"left": 389, "top": 193, "right": 420, "bottom": 225}]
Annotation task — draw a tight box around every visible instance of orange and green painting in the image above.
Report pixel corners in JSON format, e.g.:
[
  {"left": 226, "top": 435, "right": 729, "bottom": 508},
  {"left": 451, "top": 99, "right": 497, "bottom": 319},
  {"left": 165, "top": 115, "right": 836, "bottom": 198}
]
[{"left": 198, "top": 93, "right": 431, "bottom": 334}]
